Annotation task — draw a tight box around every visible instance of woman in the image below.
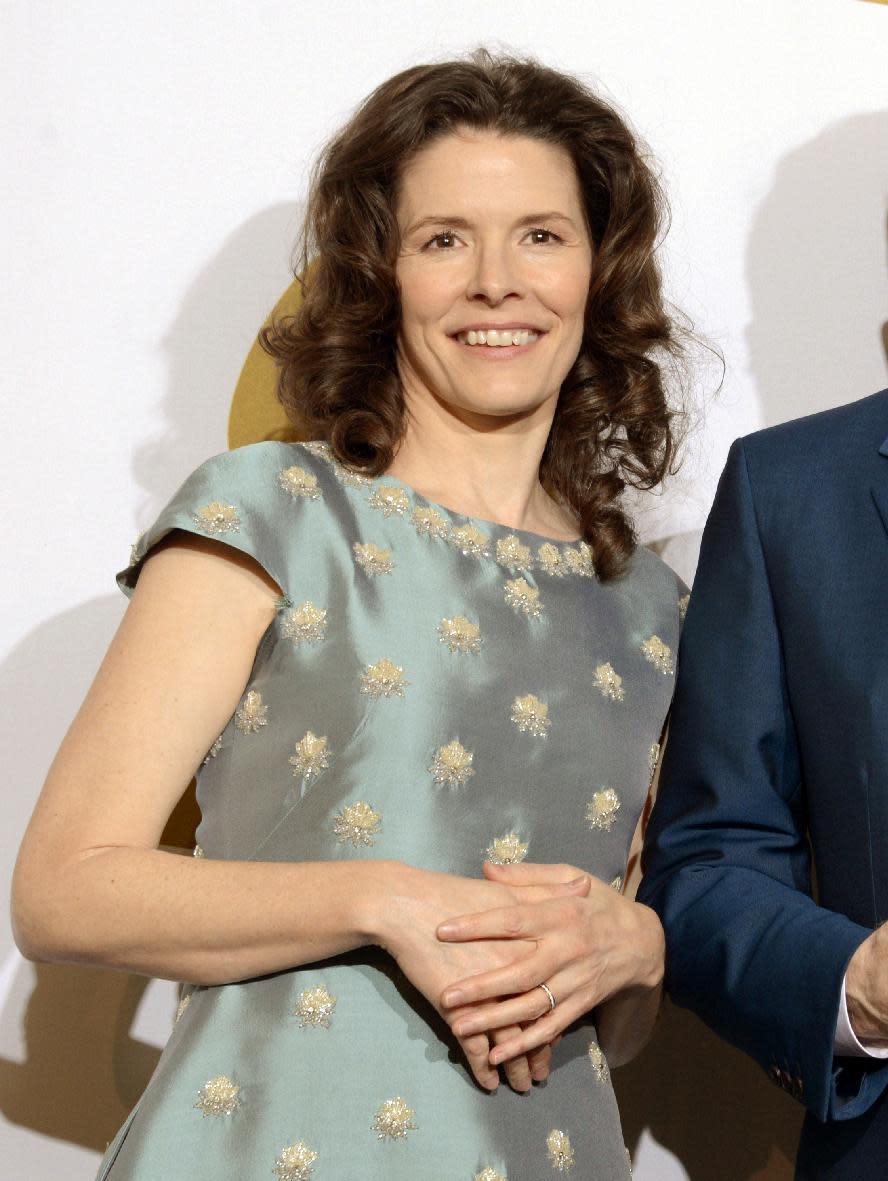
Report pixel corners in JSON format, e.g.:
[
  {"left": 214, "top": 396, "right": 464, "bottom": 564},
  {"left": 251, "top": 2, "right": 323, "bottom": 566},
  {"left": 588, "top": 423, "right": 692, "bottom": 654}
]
[{"left": 13, "top": 49, "right": 686, "bottom": 1180}]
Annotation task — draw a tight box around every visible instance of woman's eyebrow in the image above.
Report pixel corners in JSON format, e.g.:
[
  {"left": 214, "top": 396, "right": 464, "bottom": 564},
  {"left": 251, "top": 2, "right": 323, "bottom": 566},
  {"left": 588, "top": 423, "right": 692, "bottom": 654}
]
[{"left": 404, "top": 211, "right": 578, "bottom": 235}]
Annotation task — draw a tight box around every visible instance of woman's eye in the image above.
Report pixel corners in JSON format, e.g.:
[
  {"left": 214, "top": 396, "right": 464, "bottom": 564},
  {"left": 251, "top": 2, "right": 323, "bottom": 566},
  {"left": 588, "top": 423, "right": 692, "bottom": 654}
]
[
  {"left": 527, "top": 228, "right": 559, "bottom": 244},
  {"left": 425, "top": 231, "right": 457, "bottom": 250}
]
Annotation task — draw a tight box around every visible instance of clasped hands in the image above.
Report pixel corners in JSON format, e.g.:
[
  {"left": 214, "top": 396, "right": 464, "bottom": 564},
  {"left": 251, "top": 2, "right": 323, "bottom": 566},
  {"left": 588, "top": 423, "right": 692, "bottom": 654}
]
[{"left": 430, "top": 860, "right": 664, "bottom": 1092}]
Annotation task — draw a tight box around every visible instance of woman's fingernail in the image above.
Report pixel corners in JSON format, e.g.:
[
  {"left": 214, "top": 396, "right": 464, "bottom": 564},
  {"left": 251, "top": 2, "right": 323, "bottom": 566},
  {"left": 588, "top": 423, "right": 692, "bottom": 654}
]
[
  {"left": 489, "top": 1049, "right": 504, "bottom": 1066},
  {"left": 437, "top": 922, "right": 456, "bottom": 938},
  {"left": 443, "top": 989, "right": 464, "bottom": 1006}
]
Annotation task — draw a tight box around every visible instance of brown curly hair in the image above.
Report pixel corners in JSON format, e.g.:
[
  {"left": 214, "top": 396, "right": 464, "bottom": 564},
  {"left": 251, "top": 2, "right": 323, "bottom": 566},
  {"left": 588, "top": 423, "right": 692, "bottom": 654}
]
[{"left": 261, "top": 48, "right": 689, "bottom": 580}]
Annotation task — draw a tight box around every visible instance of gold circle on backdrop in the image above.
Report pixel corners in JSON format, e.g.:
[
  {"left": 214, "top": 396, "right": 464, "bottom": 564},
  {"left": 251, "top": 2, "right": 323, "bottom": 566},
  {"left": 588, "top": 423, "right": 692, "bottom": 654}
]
[{"left": 227, "top": 277, "right": 305, "bottom": 449}]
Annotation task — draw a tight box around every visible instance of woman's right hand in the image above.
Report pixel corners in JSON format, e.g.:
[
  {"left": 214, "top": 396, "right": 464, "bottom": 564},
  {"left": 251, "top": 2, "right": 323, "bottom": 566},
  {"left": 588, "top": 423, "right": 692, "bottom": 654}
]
[{"left": 372, "top": 862, "right": 589, "bottom": 1091}]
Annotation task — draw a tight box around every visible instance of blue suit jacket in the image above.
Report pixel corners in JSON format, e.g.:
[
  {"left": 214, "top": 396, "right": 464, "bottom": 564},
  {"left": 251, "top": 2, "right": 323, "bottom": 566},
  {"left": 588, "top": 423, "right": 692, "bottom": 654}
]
[{"left": 639, "top": 390, "right": 888, "bottom": 1177}]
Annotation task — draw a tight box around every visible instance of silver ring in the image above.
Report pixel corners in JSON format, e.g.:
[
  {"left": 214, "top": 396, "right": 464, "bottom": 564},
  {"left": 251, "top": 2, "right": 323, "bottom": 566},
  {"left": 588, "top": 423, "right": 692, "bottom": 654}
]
[{"left": 538, "top": 982, "right": 557, "bottom": 1011}]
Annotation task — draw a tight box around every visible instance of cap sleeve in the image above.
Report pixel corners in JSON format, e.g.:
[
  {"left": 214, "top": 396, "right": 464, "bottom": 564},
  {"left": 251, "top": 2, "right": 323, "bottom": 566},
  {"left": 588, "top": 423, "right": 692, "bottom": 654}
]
[{"left": 118, "top": 442, "right": 305, "bottom": 598}]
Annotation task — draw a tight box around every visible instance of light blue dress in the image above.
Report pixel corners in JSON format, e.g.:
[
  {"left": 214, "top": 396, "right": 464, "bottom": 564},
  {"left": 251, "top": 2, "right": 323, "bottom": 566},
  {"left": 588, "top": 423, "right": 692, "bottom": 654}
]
[{"left": 96, "top": 440, "right": 684, "bottom": 1180}]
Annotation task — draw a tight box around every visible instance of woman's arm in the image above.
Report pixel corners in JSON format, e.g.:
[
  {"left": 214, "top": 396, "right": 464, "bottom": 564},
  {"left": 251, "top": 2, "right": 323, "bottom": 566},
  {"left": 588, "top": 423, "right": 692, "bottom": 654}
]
[{"left": 11, "top": 534, "right": 577, "bottom": 1087}]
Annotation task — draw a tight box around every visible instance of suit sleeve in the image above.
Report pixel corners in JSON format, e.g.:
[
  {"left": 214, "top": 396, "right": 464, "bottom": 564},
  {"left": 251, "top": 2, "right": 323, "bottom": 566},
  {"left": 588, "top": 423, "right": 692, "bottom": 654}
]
[{"left": 638, "top": 438, "right": 888, "bottom": 1122}]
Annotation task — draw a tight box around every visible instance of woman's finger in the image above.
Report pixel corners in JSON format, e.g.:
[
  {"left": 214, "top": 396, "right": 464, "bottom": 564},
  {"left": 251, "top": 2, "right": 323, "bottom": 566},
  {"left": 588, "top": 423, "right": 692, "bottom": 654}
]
[
  {"left": 442, "top": 950, "right": 555, "bottom": 1008},
  {"left": 493, "top": 1024, "right": 533, "bottom": 1092},
  {"left": 451, "top": 987, "right": 554, "bottom": 1037},
  {"left": 457, "top": 1029, "right": 499, "bottom": 1091},
  {"left": 526, "top": 1039, "right": 552, "bottom": 1082},
  {"left": 488, "top": 995, "right": 585, "bottom": 1065},
  {"left": 482, "top": 860, "right": 585, "bottom": 885}
]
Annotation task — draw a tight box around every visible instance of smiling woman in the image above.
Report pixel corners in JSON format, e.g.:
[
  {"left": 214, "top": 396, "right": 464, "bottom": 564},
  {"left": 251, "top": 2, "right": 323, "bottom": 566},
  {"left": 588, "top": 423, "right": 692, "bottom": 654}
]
[{"left": 13, "top": 47, "right": 689, "bottom": 1181}]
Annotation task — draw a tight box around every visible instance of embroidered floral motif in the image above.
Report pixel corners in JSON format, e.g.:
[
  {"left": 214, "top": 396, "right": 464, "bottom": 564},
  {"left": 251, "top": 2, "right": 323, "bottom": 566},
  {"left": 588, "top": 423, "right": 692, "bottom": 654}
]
[
  {"left": 278, "top": 465, "right": 321, "bottom": 500},
  {"left": 475, "top": 1170, "right": 507, "bottom": 1181},
  {"left": 193, "top": 844, "right": 205, "bottom": 858},
  {"left": 678, "top": 593, "right": 690, "bottom": 621},
  {"left": 496, "top": 535, "right": 533, "bottom": 571},
  {"left": 202, "top": 735, "right": 223, "bottom": 764},
  {"left": 586, "top": 788, "right": 621, "bottom": 832},
  {"left": 587, "top": 1040, "right": 610, "bottom": 1083},
  {"left": 373, "top": 1096, "right": 416, "bottom": 1140},
  {"left": 300, "top": 441, "right": 331, "bottom": 457},
  {"left": 412, "top": 506, "right": 451, "bottom": 539},
  {"left": 504, "top": 577, "right": 543, "bottom": 618},
  {"left": 282, "top": 601, "right": 328, "bottom": 645},
  {"left": 289, "top": 732, "right": 330, "bottom": 783},
  {"left": 194, "top": 1075, "right": 240, "bottom": 1117},
  {"left": 486, "top": 832, "right": 528, "bottom": 865},
  {"left": 536, "top": 543, "right": 565, "bottom": 577},
  {"left": 234, "top": 689, "right": 268, "bottom": 734},
  {"left": 593, "top": 663, "right": 624, "bottom": 702},
  {"left": 273, "top": 1141, "right": 318, "bottom": 1181},
  {"left": 361, "top": 658, "right": 407, "bottom": 698},
  {"left": 511, "top": 693, "right": 551, "bottom": 737},
  {"left": 546, "top": 1129, "right": 575, "bottom": 1172},
  {"left": 610, "top": 875, "right": 623, "bottom": 892},
  {"left": 334, "top": 802, "right": 381, "bottom": 847},
  {"left": 353, "top": 542, "right": 395, "bottom": 576},
  {"left": 437, "top": 615, "right": 481, "bottom": 654},
  {"left": 648, "top": 743, "right": 661, "bottom": 782},
  {"left": 191, "top": 501, "right": 240, "bottom": 536},
  {"left": 369, "top": 484, "right": 411, "bottom": 517},
  {"left": 175, "top": 993, "right": 192, "bottom": 1022},
  {"left": 641, "top": 635, "right": 674, "bottom": 675},
  {"left": 128, "top": 536, "right": 143, "bottom": 567},
  {"left": 429, "top": 739, "right": 475, "bottom": 787},
  {"left": 334, "top": 463, "right": 373, "bottom": 488},
  {"left": 562, "top": 542, "right": 595, "bottom": 577},
  {"left": 449, "top": 523, "right": 490, "bottom": 557},
  {"left": 293, "top": 985, "right": 336, "bottom": 1028}
]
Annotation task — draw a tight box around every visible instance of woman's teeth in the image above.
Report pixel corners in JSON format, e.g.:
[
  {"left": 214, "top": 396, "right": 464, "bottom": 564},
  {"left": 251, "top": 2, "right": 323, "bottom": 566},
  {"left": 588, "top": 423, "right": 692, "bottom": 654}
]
[{"left": 458, "top": 328, "right": 539, "bottom": 347}]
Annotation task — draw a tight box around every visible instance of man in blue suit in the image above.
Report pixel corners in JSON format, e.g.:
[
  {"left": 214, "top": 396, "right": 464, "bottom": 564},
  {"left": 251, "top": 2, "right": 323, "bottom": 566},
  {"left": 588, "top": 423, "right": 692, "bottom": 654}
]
[{"left": 639, "top": 390, "right": 888, "bottom": 1178}]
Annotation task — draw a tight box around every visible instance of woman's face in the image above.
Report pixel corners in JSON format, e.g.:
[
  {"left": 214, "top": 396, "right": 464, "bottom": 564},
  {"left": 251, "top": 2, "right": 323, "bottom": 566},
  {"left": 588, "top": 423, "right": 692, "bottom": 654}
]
[{"left": 394, "top": 129, "right": 593, "bottom": 426}]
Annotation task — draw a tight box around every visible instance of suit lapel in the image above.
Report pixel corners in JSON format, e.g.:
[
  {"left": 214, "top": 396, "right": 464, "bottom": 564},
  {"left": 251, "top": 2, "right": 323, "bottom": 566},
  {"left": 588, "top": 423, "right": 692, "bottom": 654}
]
[{"left": 872, "top": 437, "right": 888, "bottom": 539}]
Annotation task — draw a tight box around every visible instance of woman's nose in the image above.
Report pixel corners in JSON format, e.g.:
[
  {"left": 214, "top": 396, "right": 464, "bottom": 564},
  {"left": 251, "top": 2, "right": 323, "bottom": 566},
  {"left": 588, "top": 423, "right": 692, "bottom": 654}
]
[{"left": 466, "top": 240, "right": 524, "bottom": 304}]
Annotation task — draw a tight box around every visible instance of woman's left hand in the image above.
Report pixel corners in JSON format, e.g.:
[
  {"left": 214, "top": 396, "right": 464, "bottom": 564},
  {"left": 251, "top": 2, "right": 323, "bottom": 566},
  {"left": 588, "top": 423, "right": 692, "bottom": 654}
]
[{"left": 436, "top": 861, "right": 664, "bottom": 1065}]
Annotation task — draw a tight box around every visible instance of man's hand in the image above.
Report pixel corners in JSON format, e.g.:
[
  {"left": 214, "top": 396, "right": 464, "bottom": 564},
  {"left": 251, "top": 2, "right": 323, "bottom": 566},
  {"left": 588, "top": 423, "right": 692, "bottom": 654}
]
[{"left": 845, "top": 923, "right": 888, "bottom": 1047}]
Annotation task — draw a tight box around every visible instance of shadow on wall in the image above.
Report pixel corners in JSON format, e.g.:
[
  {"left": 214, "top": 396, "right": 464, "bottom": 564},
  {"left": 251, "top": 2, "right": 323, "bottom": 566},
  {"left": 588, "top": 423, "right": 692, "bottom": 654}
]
[
  {"left": 1, "top": 206, "right": 301, "bottom": 1163},
  {"left": 747, "top": 110, "right": 888, "bottom": 426}
]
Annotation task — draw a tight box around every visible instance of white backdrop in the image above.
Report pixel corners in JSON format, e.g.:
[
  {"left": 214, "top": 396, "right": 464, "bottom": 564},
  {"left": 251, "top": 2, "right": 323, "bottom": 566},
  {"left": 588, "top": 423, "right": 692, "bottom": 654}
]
[{"left": 2, "top": 1, "right": 887, "bottom": 1177}]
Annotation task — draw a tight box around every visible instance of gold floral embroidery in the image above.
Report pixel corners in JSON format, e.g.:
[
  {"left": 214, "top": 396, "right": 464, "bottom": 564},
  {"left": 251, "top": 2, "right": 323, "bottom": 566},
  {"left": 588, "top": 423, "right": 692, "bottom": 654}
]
[
  {"left": 536, "top": 543, "right": 565, "bottom": 577},
  {"left": 437, "top": 615, "right": 481, "bottom": 654},
  {"left": 546, "top": 1129, "right": 575, "bottom": 1172},
  {"left": 194, "top": 1075, "right": 240, "bottom": 1117},
  {"left": 562, "top": 541, "right": 595, "bottom": 577},
  {"left": 641, "top": 635, "right": 674, "bottom": 675},
  {"left": 496, "top": 535, "right": 533, "bottom": 571},
  {"left": 278, "top": 465, "right": 321, "bottom": 500},
  {"left": 486, "top": 832, "right": 528, "bottom": 865},
  {"left": 504, "top": 577, "right": 543, "bottom": 618},
  {"left": 202, "top": 734, "right": 223, "bottom": 764},
  {"left": 648, "top": 743, "right": 660, "bottom": 782},
  {"left": 373, "top": 1096, "right": 416, "bottom": 1140},
  {"left": 369, "top": 485, "right": 411, "bottom": 517},
  {"left": 449, "top": 523, "right": 490, "bottom": 557},
  {"left": 334, "top": 463, "right": 373, "bottom": 488},
  {"left": 289, "top": 732, "right": 330, "bottom": 782},
  {"left": 128, "top": 536, "right": 143, "bottom": 567},
  {"left": 334, "top": 801, "right": 381, "bottom": 847},
  {"left": 361, "top": 658, "right": 407, "bottom": 698},
  {"left": 593, "top": 663, "right": 624, "bottom": 702},
  {"left": 412, "top": 505, "right": 451, "bottom": 539},
  {"left": 282, "top": 601, "right": 328, "bottom": 645},
  {"left": 191, "top": 501, "right": 240, "bottom": 536},
  {"left": 511, "top": 693, "right": 551, "bottom": 737},
  {"left": 193, "top": 844, "right": 205, "bottom": 858},
  {"left": 273, "top": 1141, "right": 318, "bottom": 1181},
  {"left": 475, "top": 1170, "right": 507, "bottom": 1181},
  {"left": 353, "top": 541, "right": 395, "bottom": 576},
  {"left": 678, "top": 593, "right": 690, "bottom": 621},
  {"left": 235, "top": 689, "right": 268, "bottom": 734},
  {"left": 175, "top": 993, "right": 192, "bottom": 1022},
  {"left": 300, "top": 441, "right": 330, "bottom": 457},
  {"left": 293, "top": 985, "right": 336, "bottom": 1028},
  {"left": 429, "top": 739, "right": 475, "bottom": 787},
  {"left": 610, "top": 875, "right": 623, "bottom": 892},
  {"left": 586, "top": 788, "right": 621, "bottom": 832},
  {"left": 587, "top": 1040, "right": 610, "bottom": 1083}
]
